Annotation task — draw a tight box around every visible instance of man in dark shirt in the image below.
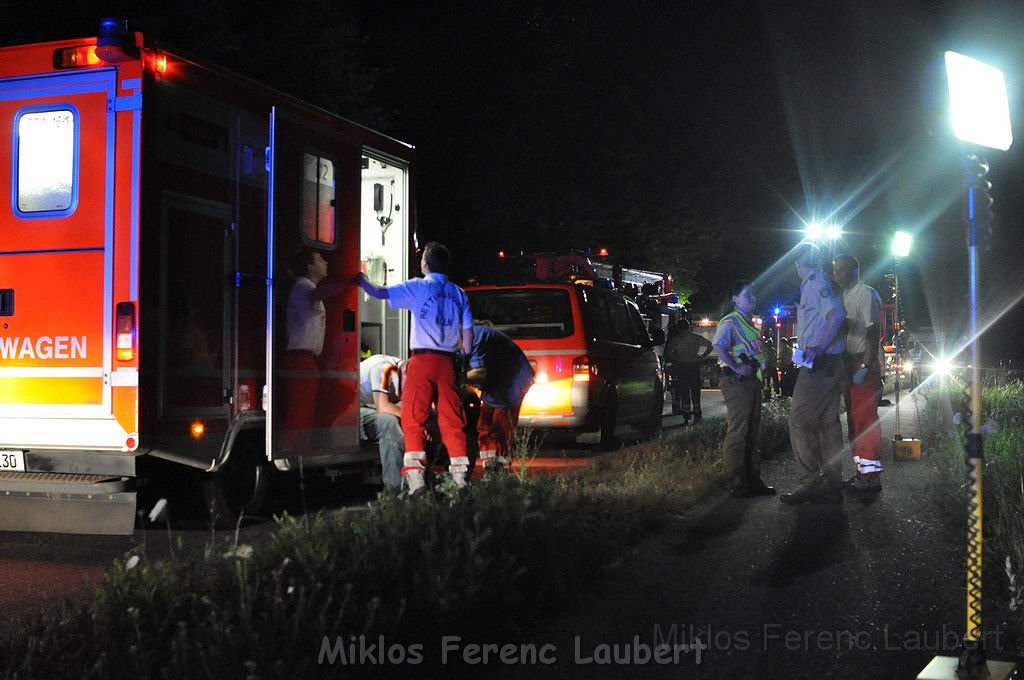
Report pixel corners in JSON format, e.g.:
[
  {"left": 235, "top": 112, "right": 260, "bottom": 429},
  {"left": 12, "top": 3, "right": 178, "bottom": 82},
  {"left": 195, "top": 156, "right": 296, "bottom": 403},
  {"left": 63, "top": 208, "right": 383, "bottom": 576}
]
[
  {"left": 467, "top": 319, "right": 535, "bottom": 473},
  {"left": 664, "top": 319, "right": 714, "bottom": 423}
]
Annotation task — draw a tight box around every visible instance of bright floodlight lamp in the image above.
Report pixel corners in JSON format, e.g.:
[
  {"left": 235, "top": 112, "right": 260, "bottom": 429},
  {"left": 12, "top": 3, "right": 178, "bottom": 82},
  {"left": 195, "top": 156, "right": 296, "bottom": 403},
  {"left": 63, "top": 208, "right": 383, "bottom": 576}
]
[
  {"left": 804, "top": 222, "right": 825, "bottom": 241},
  {"left": 945, "top": 51, "right": 1013, "bottom": 151},
  {"left": 934, "top": 355, "right": 955, "bottom": 377},
  {"left": 823, "top": 224, "right": 843, "bottom": 240},
  {"left": 892, "top": 231, "right": 912, "bottom": 258}
]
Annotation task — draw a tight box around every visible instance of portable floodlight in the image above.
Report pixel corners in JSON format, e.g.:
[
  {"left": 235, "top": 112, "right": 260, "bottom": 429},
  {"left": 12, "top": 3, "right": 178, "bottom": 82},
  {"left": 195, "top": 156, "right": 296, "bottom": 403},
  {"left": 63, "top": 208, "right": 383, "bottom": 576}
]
[{"left": 945, "top": 51, "right": 1012, "bottom": 151}]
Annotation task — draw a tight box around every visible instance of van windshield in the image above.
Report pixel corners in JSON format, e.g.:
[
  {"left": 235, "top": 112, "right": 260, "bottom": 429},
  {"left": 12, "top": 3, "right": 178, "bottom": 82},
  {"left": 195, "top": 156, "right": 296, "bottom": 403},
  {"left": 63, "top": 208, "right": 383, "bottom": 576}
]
[{"left": 466, "top": 288, "right": 574, "bottom": 339}]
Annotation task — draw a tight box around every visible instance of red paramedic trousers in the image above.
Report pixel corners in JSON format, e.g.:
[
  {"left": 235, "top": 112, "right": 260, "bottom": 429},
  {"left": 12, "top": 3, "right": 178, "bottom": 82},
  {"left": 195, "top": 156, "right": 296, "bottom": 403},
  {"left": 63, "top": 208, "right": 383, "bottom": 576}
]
[{"left": 401, "top": 352, "right": 468, "bottom": 474}]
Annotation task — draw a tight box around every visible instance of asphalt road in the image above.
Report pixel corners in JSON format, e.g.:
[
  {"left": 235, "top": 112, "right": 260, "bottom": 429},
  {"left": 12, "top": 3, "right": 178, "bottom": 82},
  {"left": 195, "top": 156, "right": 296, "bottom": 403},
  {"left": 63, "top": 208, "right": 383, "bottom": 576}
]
[{"left": 482, "top": 389, "right": 1019, "bottom": 680}]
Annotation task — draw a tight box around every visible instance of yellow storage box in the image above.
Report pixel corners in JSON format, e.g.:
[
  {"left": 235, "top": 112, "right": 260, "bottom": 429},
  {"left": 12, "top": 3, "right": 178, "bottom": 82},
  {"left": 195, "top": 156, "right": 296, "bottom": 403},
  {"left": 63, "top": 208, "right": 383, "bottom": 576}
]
[{"left": 893, "top": 437, "right": 922, "bottom": 461}]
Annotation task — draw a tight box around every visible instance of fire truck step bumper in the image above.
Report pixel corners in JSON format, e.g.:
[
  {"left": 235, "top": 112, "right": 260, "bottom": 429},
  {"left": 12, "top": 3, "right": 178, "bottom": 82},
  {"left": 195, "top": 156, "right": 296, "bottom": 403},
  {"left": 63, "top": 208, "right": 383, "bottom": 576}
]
[{"left": 0, "top": 472, "right": 136, "bottom": 535}]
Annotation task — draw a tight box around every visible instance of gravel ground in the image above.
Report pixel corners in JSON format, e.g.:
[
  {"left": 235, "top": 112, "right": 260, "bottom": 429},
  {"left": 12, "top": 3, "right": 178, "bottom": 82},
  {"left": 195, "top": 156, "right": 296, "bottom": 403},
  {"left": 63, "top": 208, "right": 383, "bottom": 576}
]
[{"left": 474, "top": 390, "right": 1020, "bottom": 680}]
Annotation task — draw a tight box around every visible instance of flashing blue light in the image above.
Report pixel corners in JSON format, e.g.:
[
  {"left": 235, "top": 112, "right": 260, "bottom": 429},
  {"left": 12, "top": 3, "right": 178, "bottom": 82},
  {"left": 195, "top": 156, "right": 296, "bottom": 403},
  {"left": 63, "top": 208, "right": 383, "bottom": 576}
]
[{"left": 773, "top": 307, "right": 781, "bottom": 316}]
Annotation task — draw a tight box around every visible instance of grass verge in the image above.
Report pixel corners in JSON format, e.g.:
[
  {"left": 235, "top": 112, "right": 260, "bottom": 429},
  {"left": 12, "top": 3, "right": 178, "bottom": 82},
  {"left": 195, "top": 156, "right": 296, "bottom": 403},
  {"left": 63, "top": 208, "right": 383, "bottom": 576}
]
[{"left": 2, "top": 406, "right": 791, "bottom": 678}]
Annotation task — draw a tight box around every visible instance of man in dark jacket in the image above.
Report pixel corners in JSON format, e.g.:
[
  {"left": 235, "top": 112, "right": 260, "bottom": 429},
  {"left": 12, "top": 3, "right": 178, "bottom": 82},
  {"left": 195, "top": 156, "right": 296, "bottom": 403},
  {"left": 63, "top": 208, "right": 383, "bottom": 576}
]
[
  {"left": 467, "top": 319, "right": 535, "bottom": 472},
  {"left": 664, "top": 319, "right": 714, "bottom": 423}
]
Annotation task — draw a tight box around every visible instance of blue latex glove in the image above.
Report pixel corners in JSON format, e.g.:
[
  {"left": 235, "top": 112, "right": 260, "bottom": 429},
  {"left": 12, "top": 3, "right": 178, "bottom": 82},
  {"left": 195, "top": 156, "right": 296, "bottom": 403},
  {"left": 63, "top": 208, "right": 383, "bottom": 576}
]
[{"left": 852, "top": 365, "right": 869, "bottom": 384}]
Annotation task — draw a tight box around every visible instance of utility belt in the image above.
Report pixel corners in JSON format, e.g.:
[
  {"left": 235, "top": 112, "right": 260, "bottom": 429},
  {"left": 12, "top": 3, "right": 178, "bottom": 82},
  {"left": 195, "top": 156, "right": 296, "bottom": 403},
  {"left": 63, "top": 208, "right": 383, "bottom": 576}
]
[
  {"left": 720, "top": 352, "right": 762, "bottom": 384},
  {"left": 411, "top": 348, "right": 456, "bottom": 357},
  {"left": 842, "top": 352, "right": 873, "bottom": 364},
  {"left": 719, "top": 366, "right": 755, "bottom": 383},
  {"left": 808, "top": 353, "right": 842, "bottom": 377},
  {"left": 410, "top": 347, "right": 463, "bottom": 374}
]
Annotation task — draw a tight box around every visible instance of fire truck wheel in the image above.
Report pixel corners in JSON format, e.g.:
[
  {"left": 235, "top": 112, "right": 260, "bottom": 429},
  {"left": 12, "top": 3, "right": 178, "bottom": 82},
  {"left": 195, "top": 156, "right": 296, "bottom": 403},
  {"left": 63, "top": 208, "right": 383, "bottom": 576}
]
[
  {"left": 203, "top": 450, "right": 270, "bottom": 530},
  {"left": 595, "top": 391, "right": 620, "bottom": 452}
]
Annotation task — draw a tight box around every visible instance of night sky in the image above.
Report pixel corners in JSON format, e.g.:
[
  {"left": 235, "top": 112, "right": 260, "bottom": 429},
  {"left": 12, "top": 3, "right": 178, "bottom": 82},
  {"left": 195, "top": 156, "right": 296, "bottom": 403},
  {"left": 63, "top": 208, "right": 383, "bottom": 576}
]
[{"left": 4, "top": 1, "right": 1024, "bottom": 363}]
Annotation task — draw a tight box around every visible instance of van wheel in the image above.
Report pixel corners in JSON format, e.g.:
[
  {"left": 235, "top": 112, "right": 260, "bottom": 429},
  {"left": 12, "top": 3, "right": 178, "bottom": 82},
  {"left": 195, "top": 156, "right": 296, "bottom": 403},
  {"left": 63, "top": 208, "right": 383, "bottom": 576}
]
[
  {"left": 203, "top": 450, "right": 270, "bottom": 530},
  {"left": 596, "top": 391, "right": 620, "bottom": 452},
  {"left": 639, "top": 388, "right": 664, "bottom": 440}
]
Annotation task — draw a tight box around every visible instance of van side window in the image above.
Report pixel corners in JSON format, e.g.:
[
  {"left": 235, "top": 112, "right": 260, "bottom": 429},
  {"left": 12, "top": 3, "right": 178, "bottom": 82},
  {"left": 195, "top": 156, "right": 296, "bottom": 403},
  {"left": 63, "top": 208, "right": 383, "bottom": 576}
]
[
  {"left": 302, "top": 152, "right": 336, "bottom": 246},
  {"left": 626, "top": 302, "right": 649, "bottom": 342},
  {"left": 583, "top": 290, "right": 613, "bottom": 341},
  {"left": 606, "top": 296, "right": 635, "bottom": 344},
  {"left": 14, "top": 107, "right": 78, "bottom": 217}
]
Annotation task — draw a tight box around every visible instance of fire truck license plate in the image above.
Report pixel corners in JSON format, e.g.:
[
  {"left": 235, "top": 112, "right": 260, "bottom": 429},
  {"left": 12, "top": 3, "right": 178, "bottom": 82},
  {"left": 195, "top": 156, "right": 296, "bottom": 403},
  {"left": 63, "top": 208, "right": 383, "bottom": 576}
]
[{"left": 0, "top": 451, "right": 25, "bottom": 472}]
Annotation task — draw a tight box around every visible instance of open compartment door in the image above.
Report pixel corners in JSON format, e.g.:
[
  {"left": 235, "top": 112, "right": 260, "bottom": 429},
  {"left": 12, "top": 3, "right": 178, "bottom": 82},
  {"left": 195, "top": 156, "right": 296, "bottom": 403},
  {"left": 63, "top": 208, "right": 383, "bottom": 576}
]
[{"left": 266, "top": 107, "right": 362, "bottom": 465}]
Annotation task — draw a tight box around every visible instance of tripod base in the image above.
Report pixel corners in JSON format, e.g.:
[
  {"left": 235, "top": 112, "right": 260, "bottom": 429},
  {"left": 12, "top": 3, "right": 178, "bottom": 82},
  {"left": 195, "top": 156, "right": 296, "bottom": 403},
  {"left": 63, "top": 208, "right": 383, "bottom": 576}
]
[{"left": 918, "top": 656, "right": 1017, "bottom": 680}]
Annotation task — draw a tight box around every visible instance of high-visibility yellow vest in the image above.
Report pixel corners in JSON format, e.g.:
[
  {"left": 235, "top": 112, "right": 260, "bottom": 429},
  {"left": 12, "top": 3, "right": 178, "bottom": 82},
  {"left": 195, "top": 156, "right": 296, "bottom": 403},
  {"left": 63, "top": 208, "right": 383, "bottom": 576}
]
[{"left": 717, "top": 311, "right": 766, "bottom": 379}]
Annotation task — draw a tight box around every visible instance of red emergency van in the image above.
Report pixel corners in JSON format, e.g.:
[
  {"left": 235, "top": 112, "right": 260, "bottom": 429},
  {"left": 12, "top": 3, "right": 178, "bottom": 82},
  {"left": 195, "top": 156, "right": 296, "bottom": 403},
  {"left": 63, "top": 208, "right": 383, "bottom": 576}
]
[
  {"left": 466, "top": 254, "right": 666, "bottom": 450},
  {"left": 0, "top": 20, "right": 415, "bottom": 533}
]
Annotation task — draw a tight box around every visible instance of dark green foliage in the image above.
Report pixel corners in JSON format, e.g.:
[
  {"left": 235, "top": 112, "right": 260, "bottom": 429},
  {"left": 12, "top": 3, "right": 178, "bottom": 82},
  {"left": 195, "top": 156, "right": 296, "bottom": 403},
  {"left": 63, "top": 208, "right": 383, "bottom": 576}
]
[
  {"left": 919, "top": 379, "right": 1024, "bottom": 640},
  {"left": 1, "top": 476, "right": 648, "bottom": 678}
]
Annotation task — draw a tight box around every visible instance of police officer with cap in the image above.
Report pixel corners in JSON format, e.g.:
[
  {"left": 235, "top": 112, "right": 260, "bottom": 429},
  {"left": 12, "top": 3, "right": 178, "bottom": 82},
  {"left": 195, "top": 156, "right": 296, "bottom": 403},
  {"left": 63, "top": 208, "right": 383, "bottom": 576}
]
[{"left": 781, "top": 243, "right": 847, "bottom": 505}]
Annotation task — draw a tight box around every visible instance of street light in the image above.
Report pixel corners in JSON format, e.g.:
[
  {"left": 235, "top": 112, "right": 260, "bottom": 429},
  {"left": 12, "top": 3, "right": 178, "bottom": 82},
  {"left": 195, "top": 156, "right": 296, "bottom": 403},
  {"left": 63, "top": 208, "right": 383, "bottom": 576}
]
[
  {"left": 805, "top": 222, "right": 826, "bottom": 241},
  {"left": 891, "top": 230, "right": 911, "bottom": 441},
  {"left": 892, "top": 230, "right": 912, "bottom": 258},
  {"left": 918, "top": 51, "right": 1014, "bottom": 680},
  {"left": 804, "top": 223, "right": 843, "bottom": 268},
  {"left": 773, "top": 306, "right": 782, "bottom": 353},
  {"left": 803, "top": 222, "right": 842, "bottom": 243},
  {"left": 933, "top": 355, "right": 956, "bottom": 378}
]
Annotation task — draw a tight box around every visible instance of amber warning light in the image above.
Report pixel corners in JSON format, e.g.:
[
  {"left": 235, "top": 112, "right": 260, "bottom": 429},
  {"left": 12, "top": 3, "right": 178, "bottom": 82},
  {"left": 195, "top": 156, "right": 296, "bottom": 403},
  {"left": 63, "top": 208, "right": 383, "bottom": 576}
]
[{"left": 53, "top": 46, "right": 102, "bottom": 69}]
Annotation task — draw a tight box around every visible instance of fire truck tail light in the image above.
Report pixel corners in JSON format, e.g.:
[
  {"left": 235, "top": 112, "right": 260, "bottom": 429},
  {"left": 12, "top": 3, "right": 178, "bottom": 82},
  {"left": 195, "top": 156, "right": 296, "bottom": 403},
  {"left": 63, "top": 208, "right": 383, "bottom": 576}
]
[
  {"left": 115, "top": 301, "right": 136, "bottom": 361},
  {"left": 572, "top": 356, "right": 591, "bottom": 382},
  {"left": 190, "top": 421, "right": 205, "bottom": 439},
  {"left": 237, "top": 382, "right": 253, "bottom": 411},
  {"left": 53, "top": 46, "right": 102, "bottom": 69}
]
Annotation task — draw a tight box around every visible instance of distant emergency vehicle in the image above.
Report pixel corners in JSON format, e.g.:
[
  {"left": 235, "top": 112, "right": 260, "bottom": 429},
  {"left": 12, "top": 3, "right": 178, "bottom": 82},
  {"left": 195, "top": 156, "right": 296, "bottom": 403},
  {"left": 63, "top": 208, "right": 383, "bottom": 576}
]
[
  {"left": 467, "top": 252, "right": 668, "bottom": 448},
  {"left": 0, "top": 20, "right": 415, "bottom": 533}
]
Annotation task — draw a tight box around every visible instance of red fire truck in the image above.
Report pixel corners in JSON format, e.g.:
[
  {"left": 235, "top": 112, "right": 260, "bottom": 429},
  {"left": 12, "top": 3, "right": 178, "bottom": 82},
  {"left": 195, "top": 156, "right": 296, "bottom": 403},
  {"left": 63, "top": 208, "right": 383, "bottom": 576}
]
[{"left": 0, "top": 21, "right": 416, "bottom": 533}]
